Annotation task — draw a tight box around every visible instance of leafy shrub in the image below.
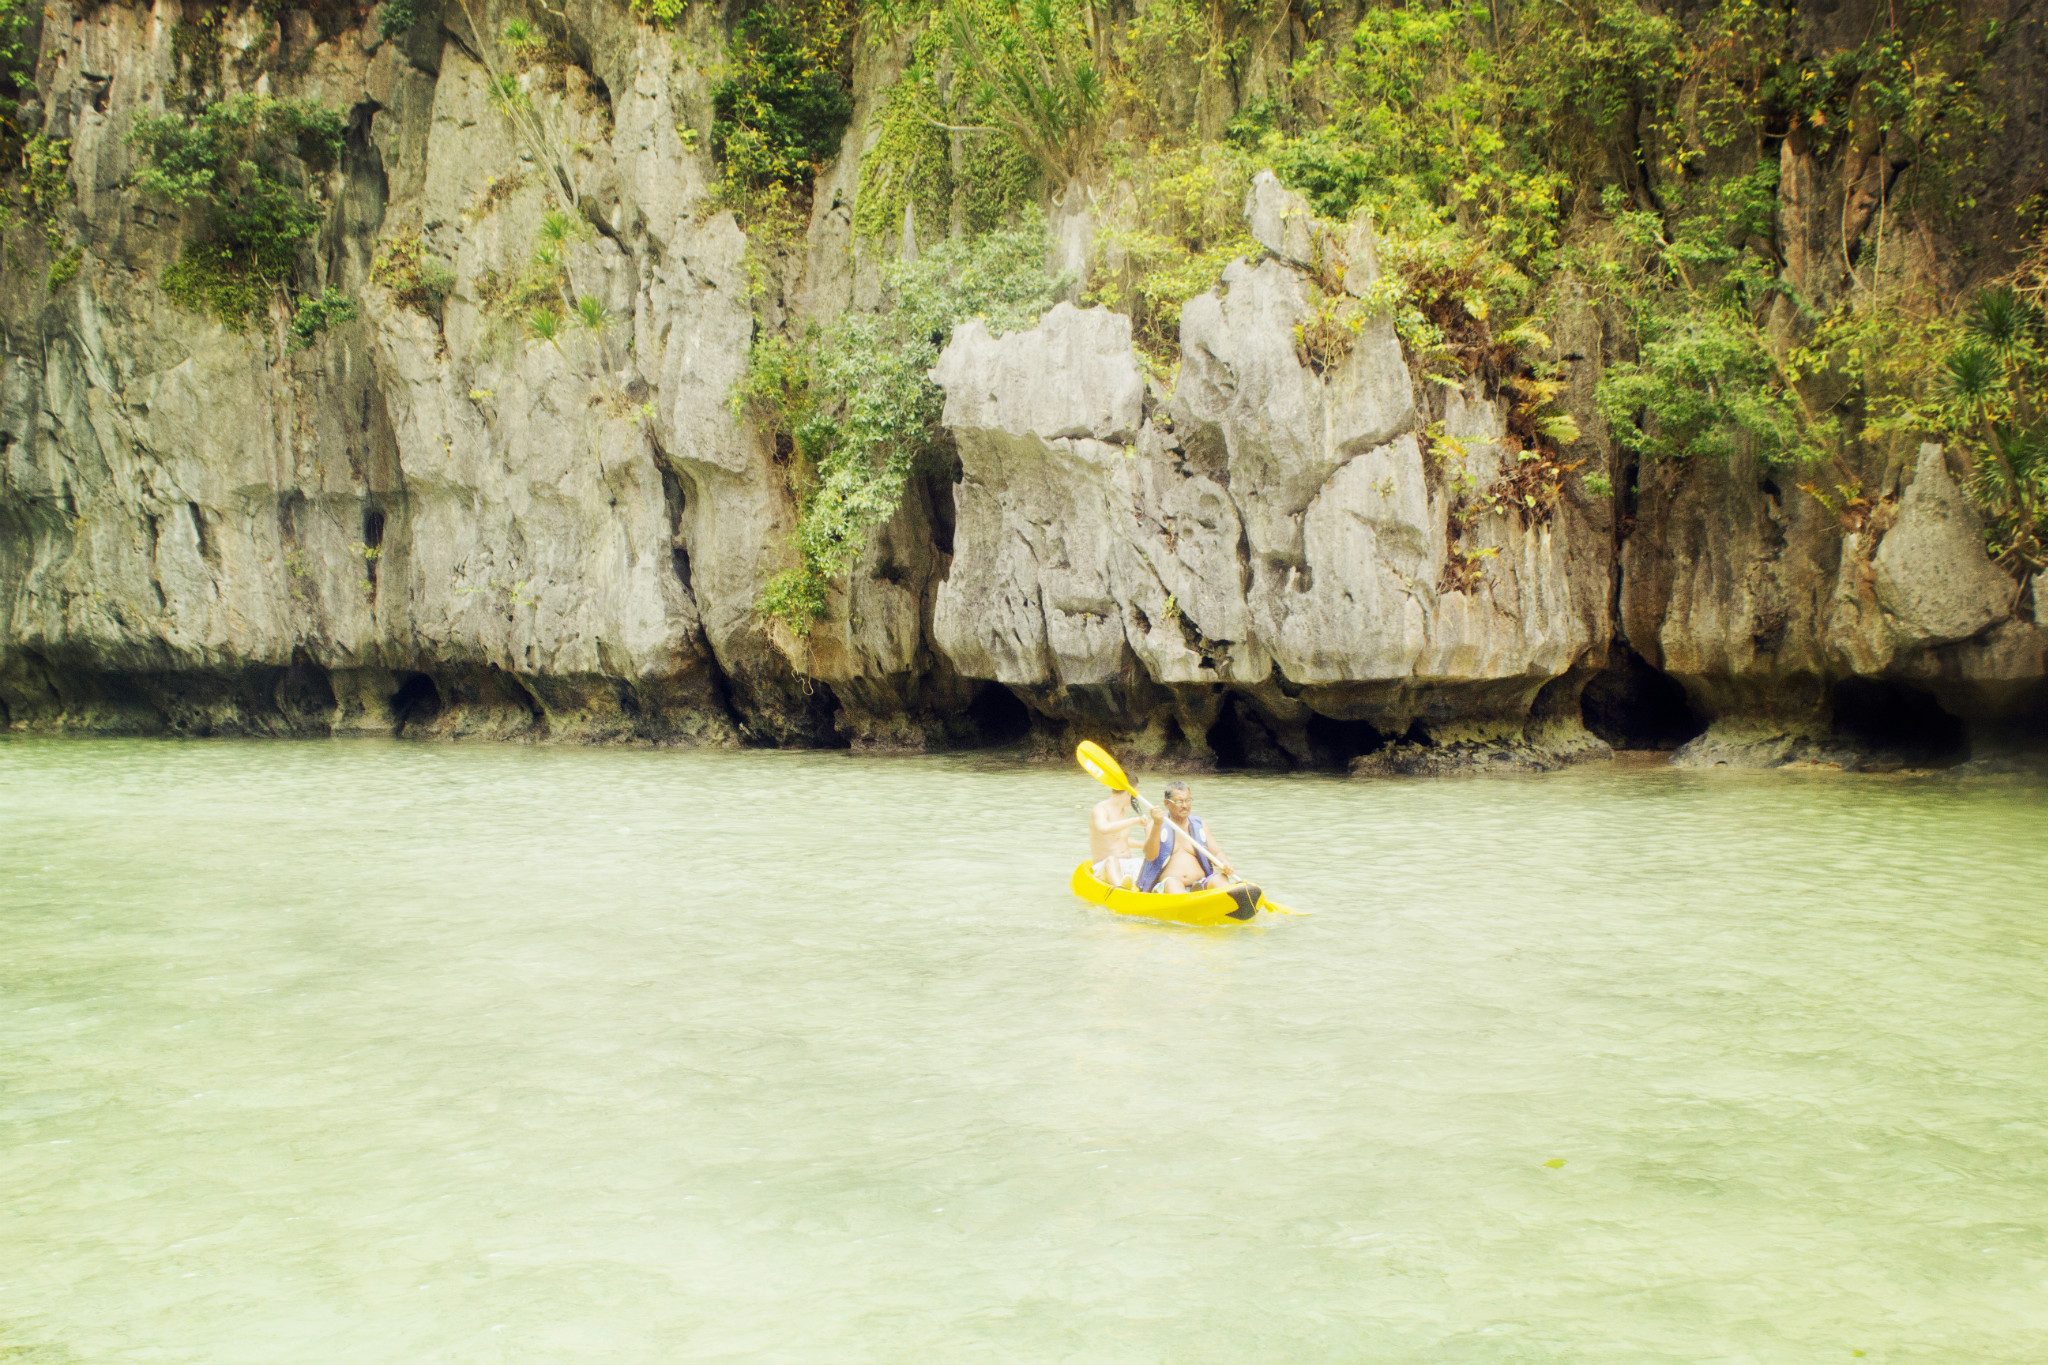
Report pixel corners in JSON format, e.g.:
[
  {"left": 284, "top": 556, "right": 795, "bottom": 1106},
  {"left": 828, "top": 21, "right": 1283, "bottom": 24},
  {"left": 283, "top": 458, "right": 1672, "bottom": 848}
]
[
  {"left": 290, "top": 287, "right": 358, "bottom": 349},
  {"left": 629, "top": 0, "right": 686, "bottom": 25},
  {"left": 128, "top": 94, "right": 346, "bottom": 325},
  {"left": 1273, "top": 130, "right": 1384, "bottom": 224},
  {"left": 1293, "top": 287, "right": 1366, "bottom": 376},
  {"left": 376, "top": 0, "right": 431, "bottom": 41},
  {"left": 1591, "top": 164, "right": 1832, "bottom": 470},
  {"left": 1085, "top": 140, "right": 1257, "bottom": 369},
  {"left": 1271, "top": 7, "right": 1573, "bottom": 271},
  {"left": 0, "top": 0, "right": 34, "bottom": 229},
  {"left": 161, "top": 243, "right": 270, "bottom": 328},
  {"left": 851, "top": 64, "right": 955, "bottom": 243},
  {"left": 742, "top": 215, "right": 1067, "bottom": 633},
  {"left": 47, "top": 245, "right": 83, "bottom": 290},
  {"left": 168, "top": 12, "right": 225, "bottom": 107},
  {"left": 729, "top": 330, "right": 816, "bottom": 425},
  {"left": 856, "top": 0, "right": 1115, "bottom": 247},
  {"left": 0, "top": 0, "right": 33, "bottom": 101},
  {"left": 21, "top": 135, "right": 72, "bottom": 247},
  {"left": 1598, "top": 311, "right": 1825, "bottom": 467},
  {"left": 711, "top": 1, "right": 856, "bottom": 220},
  {"left": 958, "top": 132, "right": 1042, "bottom": 234}
]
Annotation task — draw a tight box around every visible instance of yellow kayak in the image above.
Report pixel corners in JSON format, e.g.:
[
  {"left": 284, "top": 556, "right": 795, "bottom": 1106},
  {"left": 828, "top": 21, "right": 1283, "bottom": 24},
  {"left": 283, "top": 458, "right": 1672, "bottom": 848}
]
[{"left": 1069, "top": 862, "right": 1271, "bottom": 926}]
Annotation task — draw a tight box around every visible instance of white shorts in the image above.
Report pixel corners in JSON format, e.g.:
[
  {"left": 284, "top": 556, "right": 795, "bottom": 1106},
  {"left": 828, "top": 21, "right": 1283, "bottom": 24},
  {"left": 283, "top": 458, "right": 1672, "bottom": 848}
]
[{"left": 1095, "top": 855, "right": 1141, "bottom": 885}]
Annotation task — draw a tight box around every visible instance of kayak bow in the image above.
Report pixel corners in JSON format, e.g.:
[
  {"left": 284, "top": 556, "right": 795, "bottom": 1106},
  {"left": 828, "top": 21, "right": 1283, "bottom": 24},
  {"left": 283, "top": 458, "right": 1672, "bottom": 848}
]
[{"left": 1069, "top": 862, "right": 1270, "bottom": 927}]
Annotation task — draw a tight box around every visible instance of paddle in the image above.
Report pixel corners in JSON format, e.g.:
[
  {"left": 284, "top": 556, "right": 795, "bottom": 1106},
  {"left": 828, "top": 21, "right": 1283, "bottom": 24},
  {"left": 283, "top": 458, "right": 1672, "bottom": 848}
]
[{"left": 1075, "top": 741, "right": 1307, "bottom": 916}]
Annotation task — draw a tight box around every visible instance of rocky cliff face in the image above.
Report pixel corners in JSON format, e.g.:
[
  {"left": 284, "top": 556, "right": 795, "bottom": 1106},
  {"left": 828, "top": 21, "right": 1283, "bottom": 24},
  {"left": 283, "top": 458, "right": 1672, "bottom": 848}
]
[
  {"left": 923, "top": 184, "right": 1611, "bottom": 772},
  {"left": 1, "top": 1, "right": 2041, "bottom": 769}
]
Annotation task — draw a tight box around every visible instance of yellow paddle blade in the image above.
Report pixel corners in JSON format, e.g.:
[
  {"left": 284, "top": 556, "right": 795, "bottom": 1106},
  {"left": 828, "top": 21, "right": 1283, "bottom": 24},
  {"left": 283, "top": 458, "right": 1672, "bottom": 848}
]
[
  {"left": 1075, "top": 740, "right": 1134, "bottom": 793},
  {"left": 1259, "top": 898, "right": 1310, "bottom": 917}
]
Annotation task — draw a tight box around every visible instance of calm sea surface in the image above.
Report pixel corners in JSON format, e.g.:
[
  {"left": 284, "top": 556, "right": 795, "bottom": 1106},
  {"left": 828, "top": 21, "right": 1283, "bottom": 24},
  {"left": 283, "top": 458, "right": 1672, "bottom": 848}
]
[{"left": 3, "top": 738, "right": 2045, "bottom": 1363}]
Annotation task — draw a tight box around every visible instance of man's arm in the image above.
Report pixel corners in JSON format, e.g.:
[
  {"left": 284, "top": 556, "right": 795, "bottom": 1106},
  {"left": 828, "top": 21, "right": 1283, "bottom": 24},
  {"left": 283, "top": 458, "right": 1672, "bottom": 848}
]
[
  {"left": 1142, "top": 807, "right": 1164, "bottom": 860},
  {"left": 1092, "top": 808, "right": 1146, "bottom": 834}
]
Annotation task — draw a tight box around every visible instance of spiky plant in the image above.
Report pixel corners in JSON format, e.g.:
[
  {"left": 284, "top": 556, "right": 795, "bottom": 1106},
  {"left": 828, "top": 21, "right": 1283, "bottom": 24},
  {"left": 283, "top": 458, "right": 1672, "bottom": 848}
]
[
  {"left": 502, "top": 17, "right": 541, "bottom": 58},
  {"left": 1940, "top": 288, "right": 2047, "bottom": 563},
  {"left": 487, "top": 75, "right": 529, "bottom": 113},
  {"left": 942, "top": 0, "right": 1105, "bottom": 185},
  {"left": 1940, "top": 340, "right": 2004, "bottom": 424},
  {"left": 526, "top": 305, "right": 563, "bottom": 346},
  {"left": 573, "top": 295, "right": 612, "bottom": 332},
  {"left": 538, "top": 209, "right": 575, "bottom": 246},
  {"left": 1969, "top": 286, "right": 2043, "bottom": 364}
]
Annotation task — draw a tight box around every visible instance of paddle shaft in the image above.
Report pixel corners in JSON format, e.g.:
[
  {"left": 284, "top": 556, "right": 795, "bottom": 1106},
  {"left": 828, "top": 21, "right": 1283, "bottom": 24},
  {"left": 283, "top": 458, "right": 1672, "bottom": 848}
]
[{"left": 1127, "top": 789, "right": 1307, "bottom": 914}]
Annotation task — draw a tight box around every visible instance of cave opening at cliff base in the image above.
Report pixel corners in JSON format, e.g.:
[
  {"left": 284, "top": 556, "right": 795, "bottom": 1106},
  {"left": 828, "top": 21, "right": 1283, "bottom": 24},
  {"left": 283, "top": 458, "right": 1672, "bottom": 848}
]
[
  {"left": 390, "top": 672, "right": 443, "bottom": 732},
  {"left": 1207, "top": 699, "right": 1392, "bottom": 771},
  {"left": 966, "top": 681, "right": 1032, "bottom": 746},
  {"left": 1829, "top": 677, "right": 1968, "bottom": 765},
  {"left": 1206, "top": 701, "right": 1253, "bottom": 769},
  {"left": 1304, "top": 712, "right": 1387, "bottom": 768},
  {"left": 1580, "top": 647, "right": 1707, "bottom": 750}
]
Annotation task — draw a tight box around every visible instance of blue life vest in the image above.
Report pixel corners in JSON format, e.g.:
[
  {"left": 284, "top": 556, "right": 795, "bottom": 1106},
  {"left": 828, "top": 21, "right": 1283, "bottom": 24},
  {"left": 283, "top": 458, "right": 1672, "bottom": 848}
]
[{"left": 1138, "top": 815, "right": 1211, "bottom": 893}]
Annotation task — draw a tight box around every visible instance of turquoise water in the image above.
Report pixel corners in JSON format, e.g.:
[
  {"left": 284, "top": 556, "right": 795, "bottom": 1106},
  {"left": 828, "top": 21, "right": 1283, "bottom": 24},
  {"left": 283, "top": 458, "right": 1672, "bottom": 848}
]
[{"left": 2, "top": 738, "right": 2045, "bottom": 1362}]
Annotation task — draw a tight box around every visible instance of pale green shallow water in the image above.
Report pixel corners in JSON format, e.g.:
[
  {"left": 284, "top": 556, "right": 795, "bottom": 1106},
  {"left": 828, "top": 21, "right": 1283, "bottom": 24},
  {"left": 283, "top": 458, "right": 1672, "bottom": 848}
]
[{"left": 3, "top": 740, "right": 2046, "bottom": 1364}]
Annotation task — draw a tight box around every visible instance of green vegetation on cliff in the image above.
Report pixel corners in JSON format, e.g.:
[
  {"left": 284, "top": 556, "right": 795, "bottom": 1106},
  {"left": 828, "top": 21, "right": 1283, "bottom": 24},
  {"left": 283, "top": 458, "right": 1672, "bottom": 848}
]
[
  {"left": 0, "top": 0, "right": 80, "bottom": 280},
  {"left": 1932, "top": 276, "right": 2048, "bottom": 570},
  {"left": 127, "top": 93, "right": 345, "bottom": 328},
  {"left": 376, "top": 0, "right": 431, "bottom": 40},
  {"left": 713, "top": 1, "right": 856, "bottom": 209},
  {"left": 712, "top": 0, "right": 2042, "bottom": 626},
  {"left": 0, "top": 0, "right": 34, "bottom": 145},
  {"left": 693, "top": 0, "right": 860, "bottom": 236},
  {"left": 738, "top": 216, "right": 1066, "bottom": 633}
]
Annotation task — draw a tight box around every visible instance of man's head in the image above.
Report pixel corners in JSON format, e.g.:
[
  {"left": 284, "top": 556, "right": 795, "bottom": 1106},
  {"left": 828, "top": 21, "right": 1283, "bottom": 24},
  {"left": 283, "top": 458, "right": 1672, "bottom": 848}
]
[{"left": 1163, "top": 780, "right": 1192, "bottom": 820}]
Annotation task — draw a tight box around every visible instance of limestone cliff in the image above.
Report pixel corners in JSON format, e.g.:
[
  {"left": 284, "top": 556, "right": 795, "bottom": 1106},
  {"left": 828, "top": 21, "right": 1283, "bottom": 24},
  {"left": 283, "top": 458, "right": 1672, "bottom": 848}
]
[{"left": 1, "top": 0, "right": 2042, "bottom": 769}]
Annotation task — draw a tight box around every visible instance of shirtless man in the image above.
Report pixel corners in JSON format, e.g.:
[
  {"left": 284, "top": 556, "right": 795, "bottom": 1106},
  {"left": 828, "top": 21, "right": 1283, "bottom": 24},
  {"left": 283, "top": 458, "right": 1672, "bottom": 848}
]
[
  {"left": 1138, "top": 780, "right": 1235, "bottom": 894},
  {"left": 1089, "top": 791, "right": 1147, "bottom": 887}
]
